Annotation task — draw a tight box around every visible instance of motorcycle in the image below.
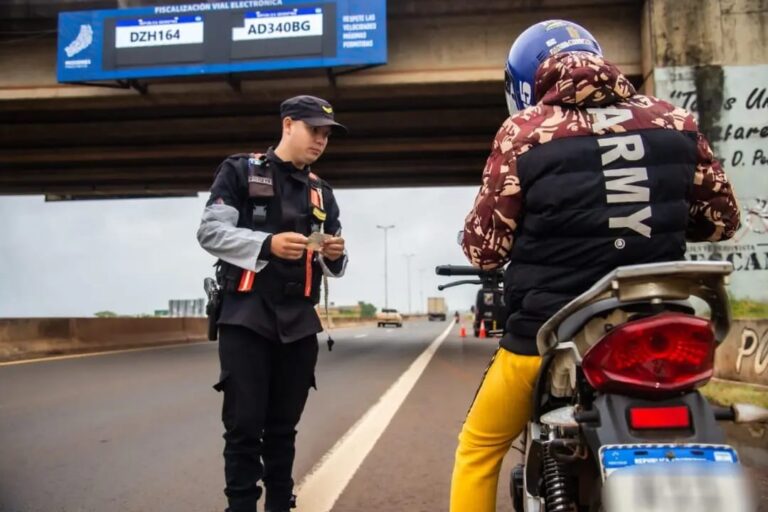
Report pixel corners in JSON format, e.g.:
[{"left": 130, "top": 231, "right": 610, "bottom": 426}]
[
  {"left": 436, "top": 265, "right": 506, "bottom": 337},
  {"left": 508, "top": 260, "right": 767, "bottom": 511}
]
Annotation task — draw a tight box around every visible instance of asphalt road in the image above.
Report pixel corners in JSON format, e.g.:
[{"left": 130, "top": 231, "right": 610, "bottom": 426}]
[{"left": 0, "top": 319, "right": 765, "bottom": 512}]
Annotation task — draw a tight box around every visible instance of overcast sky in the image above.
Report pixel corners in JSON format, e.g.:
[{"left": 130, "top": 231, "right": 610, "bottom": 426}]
[{"left": 0, "top": 186, "right": 483, "bottom": 318}]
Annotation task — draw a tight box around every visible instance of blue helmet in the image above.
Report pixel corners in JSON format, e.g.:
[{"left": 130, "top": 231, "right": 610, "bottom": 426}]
[{"left": 504, "top": 20, "right": 602, "bottom": 115}]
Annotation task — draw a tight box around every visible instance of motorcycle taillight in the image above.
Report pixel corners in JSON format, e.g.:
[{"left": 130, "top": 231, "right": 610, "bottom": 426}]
[
  {"left": 629, "top": 405, "right": 691, "bottom": 429},
  {"left": 581, "top": 313, "right": 715, "bottom": 394}
]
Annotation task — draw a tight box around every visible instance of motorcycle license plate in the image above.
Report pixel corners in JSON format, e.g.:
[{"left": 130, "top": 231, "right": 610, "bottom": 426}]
[
  {"left": 600, "top": 444, "right": 739, "bottom": 476},
  {"left": 600, "top": 445, "right": 751, "bottom": 512}
]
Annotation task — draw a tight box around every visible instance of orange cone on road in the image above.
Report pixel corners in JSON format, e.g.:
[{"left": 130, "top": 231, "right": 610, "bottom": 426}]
[
  {"left": 459, "top": 324, "right": 466, "bottom": 337},
  {"left": 479, "top": 321, "right": 487, "bottom": 339}
]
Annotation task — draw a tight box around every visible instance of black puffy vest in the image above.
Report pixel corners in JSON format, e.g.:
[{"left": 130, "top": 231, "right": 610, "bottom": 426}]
[{"left": 501, "top": 128, "right": 697, "bottom": 355}]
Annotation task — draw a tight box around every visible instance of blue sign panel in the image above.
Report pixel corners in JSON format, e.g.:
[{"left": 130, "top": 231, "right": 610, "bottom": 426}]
[{"left": 57, "top": 0, "right": 387, "bottom": 82}]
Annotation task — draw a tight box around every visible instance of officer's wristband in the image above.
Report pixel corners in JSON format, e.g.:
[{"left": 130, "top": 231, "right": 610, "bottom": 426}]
[{"left": 258, "top": 234, "right": 273, "bottom": 260}]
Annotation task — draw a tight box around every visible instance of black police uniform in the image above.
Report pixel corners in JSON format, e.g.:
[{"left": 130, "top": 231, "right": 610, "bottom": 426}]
[{"left": 206, "top": 148, "right": 345, "bottom": 512}]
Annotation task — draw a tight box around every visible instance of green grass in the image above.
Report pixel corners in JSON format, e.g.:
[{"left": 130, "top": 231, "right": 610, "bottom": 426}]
[
  {"left": 700, "top": 379, "right": 768, "bottom": 408},
  {"left": 730, "top": 298, "right": 768, "bottom": 319}
]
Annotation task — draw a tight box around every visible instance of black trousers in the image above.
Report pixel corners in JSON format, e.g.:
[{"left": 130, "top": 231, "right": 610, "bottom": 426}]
[{"left": 215, "top": 324, "right": 318, "bottom": 512}]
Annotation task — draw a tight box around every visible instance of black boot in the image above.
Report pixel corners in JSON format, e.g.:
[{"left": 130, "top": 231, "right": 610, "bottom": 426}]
[
  {"left": 265, "top": 493, "right": 296, "bottom": 512},
  {"left": 224, "top": 484, "right": 261, "bottom": 512}
]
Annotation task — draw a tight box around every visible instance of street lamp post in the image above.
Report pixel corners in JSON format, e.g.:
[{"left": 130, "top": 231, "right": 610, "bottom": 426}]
[
  {"left": 418, "top": 268, "right": 426, "bottom": 314},
  {"left": 376, "top": 224, "right": 395, "bottom": 309},
  {"left": 403, "top": 253, "right": 415, "bottom": 314}
]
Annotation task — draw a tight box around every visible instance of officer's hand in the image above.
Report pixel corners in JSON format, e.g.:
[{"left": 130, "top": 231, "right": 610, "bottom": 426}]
[
  {"left": 322, "top": 236, "right": 345, "bottom": 261},
  {"left": 271, "top": 232, "right": 308, "bottom": 260}
]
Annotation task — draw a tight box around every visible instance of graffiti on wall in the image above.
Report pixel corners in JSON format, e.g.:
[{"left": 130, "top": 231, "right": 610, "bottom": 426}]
[{"left": 735, "top": 326, "right": 768, "bottom": 376}]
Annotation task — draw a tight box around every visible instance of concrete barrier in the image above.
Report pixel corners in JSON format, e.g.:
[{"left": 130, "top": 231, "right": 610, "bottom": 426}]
[
  {"left": 319, "top": 317, "right": 377, "bottom": 329},
  {"left": 0, "top": 314, "right": 428, "bottom": 362},
  {"left": 0, "top": 317, "right": 207, "bottom": 362},
  {"left": 715, "top": 319, "right": 768, "bottom": 386}
]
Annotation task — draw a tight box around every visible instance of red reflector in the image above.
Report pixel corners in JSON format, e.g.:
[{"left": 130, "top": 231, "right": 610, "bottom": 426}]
[
  {"left": 629, "top": 406, "right": 690, "bottom": 429},
  {"left": 582, "top": 313, "right": 715, "bottom": 394}
]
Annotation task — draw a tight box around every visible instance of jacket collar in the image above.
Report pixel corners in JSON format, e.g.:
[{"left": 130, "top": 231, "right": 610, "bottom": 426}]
[{"left": 265, "top": 147, "right": 311, "bottom": 184}]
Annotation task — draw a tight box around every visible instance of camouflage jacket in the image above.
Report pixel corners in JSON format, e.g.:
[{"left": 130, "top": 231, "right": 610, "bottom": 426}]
[{"left": 462, "top": 51, "right": 741, "bottom": 270}]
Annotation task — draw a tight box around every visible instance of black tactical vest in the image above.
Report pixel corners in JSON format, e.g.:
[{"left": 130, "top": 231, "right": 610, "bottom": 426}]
[{"left": 218, "top": 153, "right": 325, "bottom": 304}]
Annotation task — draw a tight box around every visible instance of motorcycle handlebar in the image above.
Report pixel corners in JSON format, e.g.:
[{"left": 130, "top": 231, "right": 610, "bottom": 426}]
[{"left": 435, "top": 265, "right": 503, "bottom": 277}]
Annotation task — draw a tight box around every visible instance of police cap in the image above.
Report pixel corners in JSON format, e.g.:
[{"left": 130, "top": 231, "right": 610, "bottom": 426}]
[{"left": 280, "top": 95, "right": 348, "bottom": 135}]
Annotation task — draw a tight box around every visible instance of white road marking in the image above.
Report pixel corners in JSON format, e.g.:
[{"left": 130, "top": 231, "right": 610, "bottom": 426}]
[
  {"left": 0, "top": 340, "right": 211, "bottom": 366},
  {"left": 295, "top": 320, "right": 455, "bottom": 511},
  {"left": 353, "top": 334, "right": 368, "bottom": 339}
]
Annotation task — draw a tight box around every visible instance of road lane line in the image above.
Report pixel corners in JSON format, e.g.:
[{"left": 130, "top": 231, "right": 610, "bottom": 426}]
[
  {"left": 0, "top": 340, "right": 212, "bottom": 366},
  {"left": 353, "top": 334, "right": 368, "bottom": 339},
  {"left": 295, "top": 320, "right": 456, "bottom": 512}
]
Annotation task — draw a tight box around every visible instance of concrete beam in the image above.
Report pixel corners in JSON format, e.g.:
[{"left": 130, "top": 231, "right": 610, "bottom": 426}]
[{"left": 0, "top": 2, "right": 643, "bottom": 99}]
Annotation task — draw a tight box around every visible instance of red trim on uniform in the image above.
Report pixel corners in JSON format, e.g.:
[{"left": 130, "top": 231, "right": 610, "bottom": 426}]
[
  {"left": 305, "top": 249, "right": 313, "bottom": 297},
  {"left": 310, "top": 188, "right": 321, "bottom": 208},
  {"left": 305, "top": 175, "right": 321, "bottom": 298},
  {"left": 238, "top": 270, "right": 255, "bottom": 292}
]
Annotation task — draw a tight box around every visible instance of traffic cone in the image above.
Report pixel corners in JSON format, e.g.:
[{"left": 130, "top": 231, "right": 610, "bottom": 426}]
[
  {"left": 479, "top": 321, "right": 487, "bottom": 339},
  {"left": 459, "top": 324, "right": 466, "bottom": 337}
]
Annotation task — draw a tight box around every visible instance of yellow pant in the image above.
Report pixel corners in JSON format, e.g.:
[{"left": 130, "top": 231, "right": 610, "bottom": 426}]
[{"left": 450, "top": 349, "right": 542, "bottom": 512}]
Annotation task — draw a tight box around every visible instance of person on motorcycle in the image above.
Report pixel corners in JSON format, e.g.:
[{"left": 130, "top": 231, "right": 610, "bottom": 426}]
[{"left": 451, "top": 20, "right": 740, "bottom": 512}]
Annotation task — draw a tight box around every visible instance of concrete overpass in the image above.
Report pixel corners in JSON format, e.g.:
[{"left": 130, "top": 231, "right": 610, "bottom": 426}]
[{"left": 0, "top": 0, "right": 762, "bottom": 199}]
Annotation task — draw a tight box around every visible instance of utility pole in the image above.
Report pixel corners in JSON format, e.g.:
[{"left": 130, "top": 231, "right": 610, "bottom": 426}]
[
  {"left": 376, "top": 224, "right": 395, "bottom": 309},
  {"left": 403, "top": 253, "right": 415, "bottom": 314},
  {"left": 418, "top": 268, "right": 426, "bottom": 314}
]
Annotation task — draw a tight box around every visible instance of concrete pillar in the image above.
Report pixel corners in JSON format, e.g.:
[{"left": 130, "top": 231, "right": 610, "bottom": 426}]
[
  {"left": 643, "top": 0, "right": 768, "bottom": 90},
  {"left": 643, "top": 0, "right": 768, "bottom": 141},
  {"left": 646, "top": 0, "right": 725, "bottom": 68}
]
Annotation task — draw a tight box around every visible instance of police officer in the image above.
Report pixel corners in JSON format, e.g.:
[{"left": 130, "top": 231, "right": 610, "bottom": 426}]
[{"left": 197, "top": 95, "right": 348, "bottom": 512}]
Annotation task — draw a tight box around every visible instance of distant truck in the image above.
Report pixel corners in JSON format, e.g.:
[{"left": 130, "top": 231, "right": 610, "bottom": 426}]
[{"left": 427, "top": 297, "right": 447, "bottom": 321}]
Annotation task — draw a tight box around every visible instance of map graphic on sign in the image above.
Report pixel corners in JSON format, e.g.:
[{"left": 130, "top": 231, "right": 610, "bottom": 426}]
[{"left": 64, "top": 24, "right": 93, "bottom": 57}]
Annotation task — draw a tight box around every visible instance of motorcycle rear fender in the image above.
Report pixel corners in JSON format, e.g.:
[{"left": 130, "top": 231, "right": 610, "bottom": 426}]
[{"left": 579, "top": 391, "right": 726, "bottom": 462}]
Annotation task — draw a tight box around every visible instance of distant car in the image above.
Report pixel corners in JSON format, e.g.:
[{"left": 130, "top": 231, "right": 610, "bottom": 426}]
[{"left": 376, "top": 308, "right": 403, "bottom": 327}]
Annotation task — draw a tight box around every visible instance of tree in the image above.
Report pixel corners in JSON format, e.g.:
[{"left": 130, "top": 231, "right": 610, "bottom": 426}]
[
  {"left": 358, "top": 301, "right": 377, "bottom": 318},
  {"left": 94, "top": 310, "right": 117, "bottom": 318}
]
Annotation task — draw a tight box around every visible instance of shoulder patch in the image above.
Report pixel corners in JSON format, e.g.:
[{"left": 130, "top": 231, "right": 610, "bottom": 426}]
[{"left": 248, "top": 152, "right": 267, "bottom": 167}]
